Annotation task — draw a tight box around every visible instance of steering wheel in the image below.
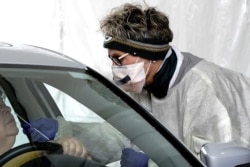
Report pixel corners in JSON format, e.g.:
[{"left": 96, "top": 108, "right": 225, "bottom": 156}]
[
  {"left": 0, "top": 142, "right": 106, "bottom": 167},
  {"left": 0, "top": 142, "right": 63, "bottom": 166}
]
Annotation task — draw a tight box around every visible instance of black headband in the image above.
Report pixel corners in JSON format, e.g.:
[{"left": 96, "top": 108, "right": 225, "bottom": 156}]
[{"left": 103, "top": 36, "right": 170, "bottom": 60}]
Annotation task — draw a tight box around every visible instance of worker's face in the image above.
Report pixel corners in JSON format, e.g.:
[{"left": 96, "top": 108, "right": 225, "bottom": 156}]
[
  {"left": 108, "top": 49, "right": 137, "bottom": 66},
  {"left": 108, "top": 49, "right": 150, "bottom": 67},
  {"left": 108, "top": 49, "right": 152, "bottom": 93},
  {"left": 0, "top": 98, "right": 18, "bottom": 154},
  {"left": 108, "top": 49, "right": 162, "bottom": 87}
]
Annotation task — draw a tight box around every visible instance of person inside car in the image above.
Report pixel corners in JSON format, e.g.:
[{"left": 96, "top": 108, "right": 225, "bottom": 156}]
[
  {"left": 0, "top": 88, "right": 90, "bottom": 159},
  {"left": 0, "top": 94, "right": 18, "bottom": 155}
]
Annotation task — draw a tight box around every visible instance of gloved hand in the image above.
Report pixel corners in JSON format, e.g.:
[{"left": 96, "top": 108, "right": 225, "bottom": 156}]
[
  {"left": 120, "top": 148, "right": 149, "bottom": 167},
  {"left": 21, "top": 118, "right": 58, "bottom": 142}
]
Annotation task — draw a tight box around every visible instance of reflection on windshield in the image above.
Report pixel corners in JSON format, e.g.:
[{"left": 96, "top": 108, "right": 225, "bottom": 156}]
[
  {"left": 43, "top": 70, "right": 192, "bottom": 166},
  {"left": 46, "top": 84, "right": 103, "bottom": 123}
]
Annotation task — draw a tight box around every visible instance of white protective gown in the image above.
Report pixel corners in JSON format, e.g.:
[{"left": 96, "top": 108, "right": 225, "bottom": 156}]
[{"left": 132, "top": 49, "right": 250, "bottom": 157}]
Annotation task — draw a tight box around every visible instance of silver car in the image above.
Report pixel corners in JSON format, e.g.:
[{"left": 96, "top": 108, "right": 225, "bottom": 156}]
[{"left": 0, "top": 42, "right": 249, "bottom": 167}]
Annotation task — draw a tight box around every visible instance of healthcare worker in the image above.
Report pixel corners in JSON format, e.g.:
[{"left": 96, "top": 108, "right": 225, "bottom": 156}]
[{"left": 99, "top": 2, "right": 250, "bottom": 166}]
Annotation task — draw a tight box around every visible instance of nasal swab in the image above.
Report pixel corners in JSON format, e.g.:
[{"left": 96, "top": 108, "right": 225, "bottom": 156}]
[{"left": 16, "top": 113, "right": 50, "bottom": 140}]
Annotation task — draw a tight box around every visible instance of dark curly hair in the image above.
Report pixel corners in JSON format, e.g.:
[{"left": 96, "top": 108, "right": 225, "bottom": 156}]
[{"left": 100, "top": 3, "right": 173, "bottom": 44}]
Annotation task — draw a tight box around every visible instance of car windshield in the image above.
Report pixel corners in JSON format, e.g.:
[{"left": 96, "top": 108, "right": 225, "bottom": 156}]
[{"left": 0, "top": 66, "right": 199, "bottom": 167}]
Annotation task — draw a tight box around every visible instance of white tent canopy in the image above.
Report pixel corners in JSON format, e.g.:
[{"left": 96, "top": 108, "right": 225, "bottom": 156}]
[{"left": 0, "top": 0, "right": 249, "bottom": 78}]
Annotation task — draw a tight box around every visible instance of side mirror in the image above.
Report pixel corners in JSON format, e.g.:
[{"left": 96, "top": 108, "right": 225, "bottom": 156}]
[{"left": 200, "top": 142, "right": 250, "bottom": 167}]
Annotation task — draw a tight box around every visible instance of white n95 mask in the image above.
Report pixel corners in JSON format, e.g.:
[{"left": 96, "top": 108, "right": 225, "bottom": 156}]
[{"left": 112, "top": 61, "right": 146, "bottom": 93}]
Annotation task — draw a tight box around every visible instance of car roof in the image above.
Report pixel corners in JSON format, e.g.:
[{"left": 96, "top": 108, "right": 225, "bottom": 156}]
[{"left": 0, "top": 42, "right": 85, "bottom": 69}]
